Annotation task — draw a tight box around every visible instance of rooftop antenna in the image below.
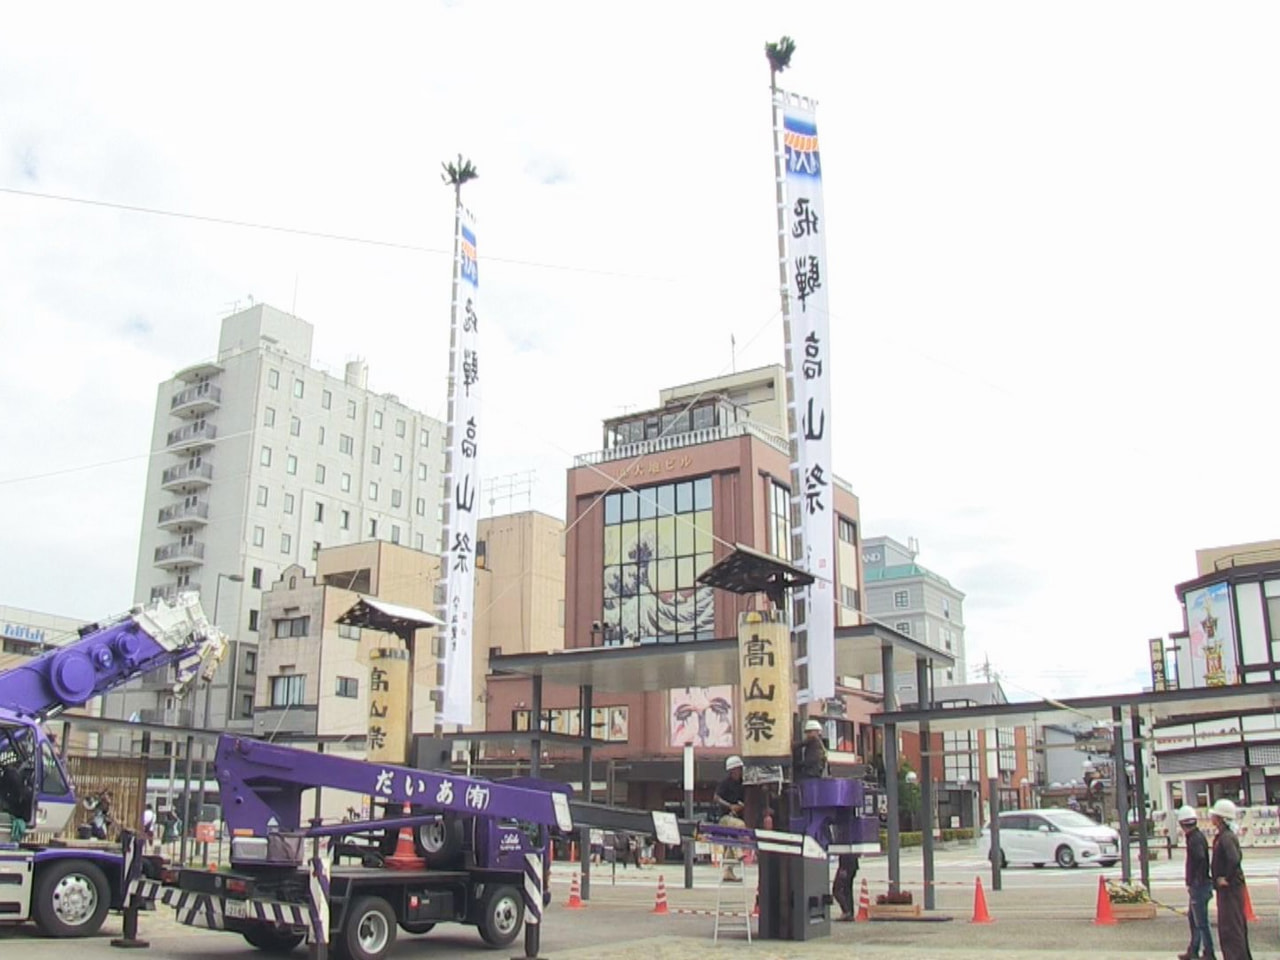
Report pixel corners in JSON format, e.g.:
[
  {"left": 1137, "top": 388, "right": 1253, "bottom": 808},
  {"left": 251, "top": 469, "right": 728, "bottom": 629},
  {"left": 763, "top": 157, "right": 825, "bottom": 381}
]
[{"left": 731, "top": 332, "right": 737, "bottom": 374}]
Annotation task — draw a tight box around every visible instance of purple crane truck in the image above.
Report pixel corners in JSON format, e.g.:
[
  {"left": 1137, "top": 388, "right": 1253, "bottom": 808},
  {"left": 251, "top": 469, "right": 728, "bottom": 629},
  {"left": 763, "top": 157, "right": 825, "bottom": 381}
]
[
  {"left": 132, "top": 736, "right": 573, "bottom": 960},
  {"left": 0, "top": 594, "right": 226, "bottom": 937}
]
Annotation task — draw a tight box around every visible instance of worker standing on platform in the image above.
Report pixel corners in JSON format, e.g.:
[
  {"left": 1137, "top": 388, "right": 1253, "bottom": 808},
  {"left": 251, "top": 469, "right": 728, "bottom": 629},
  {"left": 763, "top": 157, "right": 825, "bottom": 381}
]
[
  {"left": 714, "top": 756, "right": 747, "bottom": 882},
  {"left": 797, "top": 718, "right": 829, "bottom": 780}
]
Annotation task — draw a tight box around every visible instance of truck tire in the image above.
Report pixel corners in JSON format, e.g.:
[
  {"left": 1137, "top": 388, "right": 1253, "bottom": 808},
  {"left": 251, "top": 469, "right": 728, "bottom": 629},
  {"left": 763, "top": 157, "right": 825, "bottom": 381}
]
[
  {"left": 32, "top": 859, "right": 111, "bottom": 938},
  {"left": 398, "top": 920, "right": 435, "bottom": 935},
  {"left": 477, "top": 884, "right": 524, "bottom": 948},
  {"left": 243, "top": 925, "right": 306, "bottom": 954},
  {"left": 337, "top": 896, "right": 396, "bottom": 960},
  {"left": 416, "top": 816, "right": 465, "bottom": 868}
]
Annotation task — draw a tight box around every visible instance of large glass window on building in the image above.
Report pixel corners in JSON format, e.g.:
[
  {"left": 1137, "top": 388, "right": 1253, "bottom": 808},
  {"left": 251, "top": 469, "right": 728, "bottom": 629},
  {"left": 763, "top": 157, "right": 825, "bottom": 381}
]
[
  {"left": 602, "top": 477, "right": 714, "bottom": 644},
  {"left": 770, "top": 480, "right": 791, "bottom": 561}
]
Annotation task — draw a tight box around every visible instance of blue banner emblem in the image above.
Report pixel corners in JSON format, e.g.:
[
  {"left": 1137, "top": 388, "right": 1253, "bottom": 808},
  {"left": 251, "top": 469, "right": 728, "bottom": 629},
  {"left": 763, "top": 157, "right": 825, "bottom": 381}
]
[
  {"left": 784, "top": 115, "right": 821, "bottom": 179},
  {"left": 460, "top": 225, "right": 479, "bottom": 287}
]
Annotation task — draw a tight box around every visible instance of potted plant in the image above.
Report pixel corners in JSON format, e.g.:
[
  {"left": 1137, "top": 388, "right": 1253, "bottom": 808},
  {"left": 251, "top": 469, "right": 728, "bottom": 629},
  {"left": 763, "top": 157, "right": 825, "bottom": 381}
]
[{"left": 1106, "top": 879, "right": 1157, "bottom": 920}]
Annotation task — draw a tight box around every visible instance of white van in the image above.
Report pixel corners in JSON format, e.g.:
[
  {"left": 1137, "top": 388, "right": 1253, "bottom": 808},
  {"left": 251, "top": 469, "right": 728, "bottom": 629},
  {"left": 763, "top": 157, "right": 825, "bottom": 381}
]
[{"left": 979, "top": 808, "right": 1120, "bottom": 869}]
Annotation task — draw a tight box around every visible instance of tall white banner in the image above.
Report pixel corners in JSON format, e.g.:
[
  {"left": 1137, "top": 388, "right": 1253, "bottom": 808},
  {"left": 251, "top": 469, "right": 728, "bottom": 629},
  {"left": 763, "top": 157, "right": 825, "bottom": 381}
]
[
  {"left": 441, "top": 211, "right": 481, "bottom": 725},
  {"left": 781, "top": 95, "right": 835, "bottom": 701}
]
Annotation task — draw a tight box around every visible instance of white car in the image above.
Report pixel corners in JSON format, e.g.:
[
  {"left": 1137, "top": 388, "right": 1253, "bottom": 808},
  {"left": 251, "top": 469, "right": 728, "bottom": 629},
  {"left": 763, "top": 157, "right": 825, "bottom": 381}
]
[{"left": 979, "top": 808, "right": 1120, "bottom": 869}]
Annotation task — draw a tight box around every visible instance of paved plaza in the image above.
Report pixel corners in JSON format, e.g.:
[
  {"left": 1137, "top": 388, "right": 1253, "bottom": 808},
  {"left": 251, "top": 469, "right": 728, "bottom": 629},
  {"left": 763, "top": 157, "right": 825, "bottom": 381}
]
[{"left": 2, "top": 845, "right": 1278, "bottom": 958}]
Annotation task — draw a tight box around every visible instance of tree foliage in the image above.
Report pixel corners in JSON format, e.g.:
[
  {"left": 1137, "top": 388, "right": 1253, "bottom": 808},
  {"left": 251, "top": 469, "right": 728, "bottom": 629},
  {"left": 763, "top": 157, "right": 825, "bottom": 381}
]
[
  {"left": 764, "top": 36, "right": 797, "bottom": 77},
  {"left": 441, "top": 154, "right": 479, "bottom": 189}
]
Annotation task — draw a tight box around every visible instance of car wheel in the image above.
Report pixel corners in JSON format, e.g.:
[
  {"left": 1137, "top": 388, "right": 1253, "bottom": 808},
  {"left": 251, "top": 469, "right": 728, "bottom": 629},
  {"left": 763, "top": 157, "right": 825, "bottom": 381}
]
[
  {"left": 1099, "top": 859, "right": 1117, "bottom": 868},
  {"left": 1055, "top": 845, "right": 1077, "bottom": 868},
  {"left": 416, "top": 816, "right": 465, "bottom": 869},
  {"left": 338, "top": 896, "right": 396, "bottom": 960},
  {"left": 477, "top": 884, "right": 524, "bottom": 948},
  {"left": 32, "top": 860, "right": 111, "bottom": 938},
  {"left": 242, "top": 926, "right": 306, "bottom": 954}
]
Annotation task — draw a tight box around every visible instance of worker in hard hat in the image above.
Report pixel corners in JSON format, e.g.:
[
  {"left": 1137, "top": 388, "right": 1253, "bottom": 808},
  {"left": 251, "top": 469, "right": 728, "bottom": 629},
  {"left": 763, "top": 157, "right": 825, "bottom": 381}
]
[
  {"left": 797, "top": 718, "right": 830, "bottom": 780},
  {"left": 1209, "top": 798, "right": 1251, "bottom": 960},
  {"left": 714, "top": 755, "right": 747, "bottom": 882},
  {"left": 1176, "top": 805, "right": 1213, "bottom": 960}
]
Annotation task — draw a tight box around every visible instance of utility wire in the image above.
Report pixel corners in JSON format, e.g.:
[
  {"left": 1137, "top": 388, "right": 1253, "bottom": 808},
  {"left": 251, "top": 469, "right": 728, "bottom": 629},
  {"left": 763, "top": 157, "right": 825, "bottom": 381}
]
[{"left": 0, "top": 185, "right": 679, "bottom": 283}]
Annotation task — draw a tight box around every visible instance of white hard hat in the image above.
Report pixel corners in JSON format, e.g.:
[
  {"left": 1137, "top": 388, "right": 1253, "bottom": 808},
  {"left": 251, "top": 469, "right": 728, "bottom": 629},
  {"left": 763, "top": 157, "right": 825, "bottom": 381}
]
[
  {"left": 1210, "top": 798, "right": 1237, "bottom": 820},
  {"left": 1176, "top": 806, "right": 1198, "bottom": 824},
  {"left": 804, "top": 719, "right": 823, "bottom": 733},
  {"left": 725, "top": 755, "right": 743, "bottom": 771}
]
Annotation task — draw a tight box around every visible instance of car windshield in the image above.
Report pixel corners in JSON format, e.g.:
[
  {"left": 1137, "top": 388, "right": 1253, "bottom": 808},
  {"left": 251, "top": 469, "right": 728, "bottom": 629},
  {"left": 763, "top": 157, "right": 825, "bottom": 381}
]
[{"left": 1042, "top": 810, "right": 1100, "bottom": 829}]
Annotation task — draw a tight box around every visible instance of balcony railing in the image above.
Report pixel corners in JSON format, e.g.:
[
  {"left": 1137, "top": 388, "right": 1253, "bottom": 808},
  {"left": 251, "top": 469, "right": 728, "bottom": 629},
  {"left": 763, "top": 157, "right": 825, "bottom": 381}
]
[
  {"left": 166, "top": 422, "right": 217, "bottom": 451},
  {"left": 161, "top": 462, "right": 214, "bottom": 489},
  {"left": 154, "top": 542, "right": 206, "bottom": 566},
  {"left": 157, "top": 502, "right": 210, "bottom": 527},
  {"left": 170, "top": 382, "right": 222, "bottom": 416},
  {"left": 574, "top": 419, "right": 790, "bottom": 467},
  {"left": 137, "top": 707, "right": 194, "bottom": 727},
  {"left": 573, "top": 418, "right": 854, "bottom": 493},
  {"left": 150, "top": 582, "right": 201, "bottom": 603}
]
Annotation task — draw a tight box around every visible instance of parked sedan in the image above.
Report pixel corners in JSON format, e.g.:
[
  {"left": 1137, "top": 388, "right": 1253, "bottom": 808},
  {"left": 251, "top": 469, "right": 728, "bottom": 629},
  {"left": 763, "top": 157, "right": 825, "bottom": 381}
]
[{"left": 979, "top": 808, "right": 1120, "bottom": 869}]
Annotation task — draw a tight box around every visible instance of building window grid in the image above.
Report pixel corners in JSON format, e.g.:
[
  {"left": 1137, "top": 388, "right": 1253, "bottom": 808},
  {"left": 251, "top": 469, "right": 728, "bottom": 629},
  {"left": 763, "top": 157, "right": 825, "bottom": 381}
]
[
  {"left": 601, "top": 477, "right": 714, "bottom": 645},
  {"left": 770, "top": 480, "right": 791, "bottom": 562},
  {"left": 336, "top": 676, "right": 359, "bottom": 698},
  {"left": 269, "top": 674, "right": 305, "bottom": 707},
  {"left": 894, "top": 590, "right": 910, "bottom": 608},
  {"left": 943, "top": 730, "right": 976, "bottom": 782}
]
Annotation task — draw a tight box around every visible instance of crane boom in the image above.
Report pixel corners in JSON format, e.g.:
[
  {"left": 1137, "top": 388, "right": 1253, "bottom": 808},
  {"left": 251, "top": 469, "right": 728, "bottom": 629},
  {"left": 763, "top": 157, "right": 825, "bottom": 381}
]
[
  {"left": 0, "top": 593, "right": 226, "bottom": 723},
  {"left": 215, "top": 735, "right": 575, "bottom": 837}
]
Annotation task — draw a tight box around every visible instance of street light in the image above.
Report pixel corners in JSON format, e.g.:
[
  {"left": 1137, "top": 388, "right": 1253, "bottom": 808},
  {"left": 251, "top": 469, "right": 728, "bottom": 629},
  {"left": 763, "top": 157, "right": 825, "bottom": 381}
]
[{"left": 192, "top": 572, "right": 242, "bottom": 862}]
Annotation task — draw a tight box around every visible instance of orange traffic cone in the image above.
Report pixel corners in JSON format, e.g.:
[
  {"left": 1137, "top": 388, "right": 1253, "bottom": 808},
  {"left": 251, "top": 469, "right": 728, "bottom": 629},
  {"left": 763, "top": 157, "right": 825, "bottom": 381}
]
[
  {"left": 971, "top": 877, "right": 994, "bottom": 924},
  {"left": 855, "top": 877, "right": 870, "bottom": 922},
  {"left": 1243, "top": 882, "right": 1260, "bottom": 923},
  {"left": 1092, "top": 876, "right": 1116, "bottom": 926},
  {"left": 385, "top": 802, "right": 426, "bottom": 871},
  {"left": 652, "top": 874, "right": 669, "bottom": 915},
  {"left": 564, "top": 872, "right": 584, "bottom": 909}
]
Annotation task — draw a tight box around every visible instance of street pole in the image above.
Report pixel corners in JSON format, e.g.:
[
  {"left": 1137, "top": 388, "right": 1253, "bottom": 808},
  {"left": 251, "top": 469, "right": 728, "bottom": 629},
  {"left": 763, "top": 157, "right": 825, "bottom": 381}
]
[
  {"left": 683, "top": 744, "right": 694, "bottom": 891},
  {"left": 198, "top": 572, "right": 242, "bottom": 861}
]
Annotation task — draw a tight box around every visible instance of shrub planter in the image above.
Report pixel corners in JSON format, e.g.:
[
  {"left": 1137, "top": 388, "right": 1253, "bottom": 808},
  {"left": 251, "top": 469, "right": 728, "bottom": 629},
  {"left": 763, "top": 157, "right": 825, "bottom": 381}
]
[
  {"left": 1110, "top": 902, "right": 1157, "bottom": 921},
  {"left": 869, "top": 902, "right": 923, "bottom": 919}
]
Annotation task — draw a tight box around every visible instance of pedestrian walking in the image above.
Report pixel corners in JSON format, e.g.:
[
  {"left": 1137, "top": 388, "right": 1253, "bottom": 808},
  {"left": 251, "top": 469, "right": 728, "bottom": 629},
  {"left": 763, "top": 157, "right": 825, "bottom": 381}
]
[
  {"left": 832, "top": 854, "right": 860, "bottom": 921},
  {"left": 1210, "top": 799, "right": 1251, "bottom": 960},
  {"left": 1177, "top": 805, "right": 1214, "bottom": 960}
]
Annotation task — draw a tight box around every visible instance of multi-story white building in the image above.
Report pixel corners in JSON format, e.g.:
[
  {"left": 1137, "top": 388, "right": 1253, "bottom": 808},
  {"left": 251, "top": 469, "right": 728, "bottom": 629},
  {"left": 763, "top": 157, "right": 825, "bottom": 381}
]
[
  {"left": 105, "top": 304, "right": 446, "bottom": 733},
  {"left": 863, "top": 535, "right": 967, "bottom": 690}
]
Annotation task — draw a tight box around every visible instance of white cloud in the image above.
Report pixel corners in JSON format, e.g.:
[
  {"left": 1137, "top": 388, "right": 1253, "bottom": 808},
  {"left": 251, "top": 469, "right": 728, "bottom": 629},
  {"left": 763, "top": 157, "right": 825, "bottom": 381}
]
[{"left": 1, "top": 2, "right": 1277, "bottom": 694}]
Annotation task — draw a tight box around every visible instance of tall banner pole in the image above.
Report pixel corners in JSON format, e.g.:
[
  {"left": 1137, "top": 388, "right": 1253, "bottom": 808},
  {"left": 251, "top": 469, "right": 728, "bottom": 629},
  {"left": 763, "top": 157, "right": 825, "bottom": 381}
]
[
  {"left": 437, "top": 203, "right": 482, "bottom": 729},
  {"left": 773, "top": 86, "right": 836, "bottom": 703}
]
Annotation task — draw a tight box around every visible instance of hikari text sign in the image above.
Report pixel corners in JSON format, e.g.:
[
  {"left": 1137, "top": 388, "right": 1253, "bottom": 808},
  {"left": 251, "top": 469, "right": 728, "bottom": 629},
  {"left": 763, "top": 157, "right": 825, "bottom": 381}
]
[
  {"left": 738, "top": 611, "right": 795, "bottom": 760},
  {"left": 779, "top": 93, "right": 836, "bottom": 702},
  {"left": 368, "top": 648, "right": 409, "bottom": 764}
]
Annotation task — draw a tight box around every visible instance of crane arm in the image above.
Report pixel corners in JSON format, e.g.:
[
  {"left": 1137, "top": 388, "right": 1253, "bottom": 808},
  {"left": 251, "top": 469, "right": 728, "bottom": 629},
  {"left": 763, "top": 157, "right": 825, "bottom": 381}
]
[
  {"left": 215, "top": 735, "right": 575, "bottom": 836},
  {"left": 0, "top": 593, "right": 226, "bottom": 723}
]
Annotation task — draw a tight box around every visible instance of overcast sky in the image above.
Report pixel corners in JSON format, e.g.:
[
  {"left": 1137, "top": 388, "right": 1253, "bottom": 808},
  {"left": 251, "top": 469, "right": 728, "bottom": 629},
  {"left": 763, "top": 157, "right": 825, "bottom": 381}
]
[{"left": 2, "top": 2, "right": 1276, "bottom": 699}]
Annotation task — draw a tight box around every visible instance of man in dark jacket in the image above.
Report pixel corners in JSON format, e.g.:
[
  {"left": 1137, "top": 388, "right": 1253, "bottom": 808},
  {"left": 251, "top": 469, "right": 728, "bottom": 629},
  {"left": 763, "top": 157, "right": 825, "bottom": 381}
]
[
  {"left": 1210, "top": 799, "right": 1252, "bottom": 960},
  {"left": 1178, "top": 805, "right": 1214, "bottom": 960},
  {"left": 797, "top": 719, "right": 829, "bottom": 780}
]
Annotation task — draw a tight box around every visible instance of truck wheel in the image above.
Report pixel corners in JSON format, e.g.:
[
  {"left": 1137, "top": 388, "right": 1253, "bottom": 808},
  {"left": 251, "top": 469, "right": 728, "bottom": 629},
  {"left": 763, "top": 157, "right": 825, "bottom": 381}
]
[
  {"left": 32, "top": 859, "right": 111, "bottom": 938},
  {"left": 398, "top": 920, "right": 435, "bottom": 935},
  {"left": 338, "top": 896, "right": 396, "bottom": 960},
  {"left": 242, "top": 926, "right": 306, "bottom": 954},
  {"left": 478, "top": 884, "right": 524, "bottom": 948},
  {"left": 416, "top": 816, "right": 465, "bottom": 868}
]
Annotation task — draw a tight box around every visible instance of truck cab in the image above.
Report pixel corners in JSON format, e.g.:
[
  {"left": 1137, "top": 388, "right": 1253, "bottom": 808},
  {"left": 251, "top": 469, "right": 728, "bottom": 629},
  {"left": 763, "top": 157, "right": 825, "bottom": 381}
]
[{"left": 0, "top": 719, "right": 76, "bottom": 835}]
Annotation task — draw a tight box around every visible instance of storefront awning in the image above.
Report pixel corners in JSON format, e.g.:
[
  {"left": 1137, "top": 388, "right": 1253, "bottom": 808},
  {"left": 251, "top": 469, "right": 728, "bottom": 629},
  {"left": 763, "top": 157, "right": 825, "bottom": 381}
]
[
  {"left": 873, "top": 681, "right": 1280, "bottom": 734},
  {"left": 490, "top": 622, "right": 952, "bottom": 694}
]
